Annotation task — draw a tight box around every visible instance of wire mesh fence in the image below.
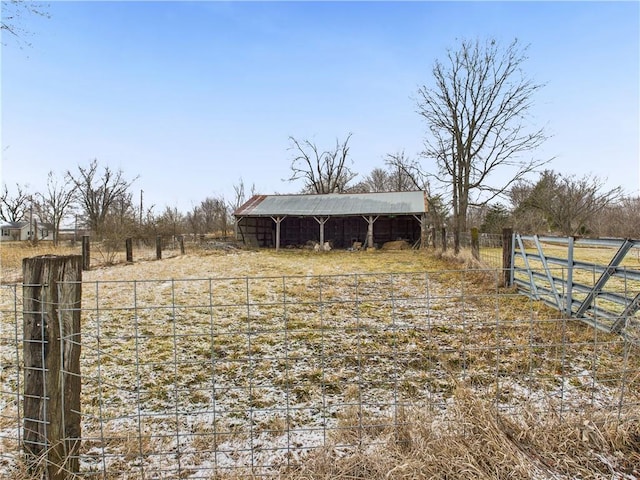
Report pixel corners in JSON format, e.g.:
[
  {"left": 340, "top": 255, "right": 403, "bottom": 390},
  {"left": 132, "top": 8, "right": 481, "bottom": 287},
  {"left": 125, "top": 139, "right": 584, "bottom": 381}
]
[{"left": 1, "top": 268, "right": 639, "bottom": 478}]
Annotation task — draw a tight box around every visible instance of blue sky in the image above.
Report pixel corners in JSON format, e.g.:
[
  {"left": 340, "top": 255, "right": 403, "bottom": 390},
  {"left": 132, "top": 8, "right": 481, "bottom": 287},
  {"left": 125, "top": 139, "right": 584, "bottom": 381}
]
[{"left": 2, "top": 1, "right": 639, "bottom": 216}]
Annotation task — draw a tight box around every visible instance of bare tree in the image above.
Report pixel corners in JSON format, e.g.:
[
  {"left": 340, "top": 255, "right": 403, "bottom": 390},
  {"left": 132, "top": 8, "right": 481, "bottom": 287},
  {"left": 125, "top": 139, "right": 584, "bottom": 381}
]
[
  {"left": 509, "top": 179, "right": 549, "bottom": 234},
  {"left": 186, "top": 205, "right": 203, "bottom": 240},
  {"left": 384, "top": 151, "right": 429, "bottom": 192},
  {"left": 288, "top": 134, "right": 357, "bottom": 194},
  {"left": 0, "top": 183, "right": 30, "bottom": 222},
  {"left": 1, "top": 0, "right": 49, "bottom": 46},
  {"left": 232, "top": 178, "right": 246, "bottom": 212},
  {"left": 417, "top": 38, "right": 548, "bottom": 252},
  {"left": 357, "top": 153, "right": 427, "bottom": 193},
  {"left": 66, "top": 159, "right": 138, "bottom": 237},
  {"left": 599, "top": 196, "right": 640, "bottom": 238},
  {"left": 155, "top": 206, "right": 185, "bottom": 238},
  {"left": 230, "top": 177, "right": 257, "bottom": 211},
  {"left": 519, "top": 170, "right": 622, "bottom": 236},
  {"left": 383, "top": 151, "right": 448, "bottom": 226},
  {"left": 33, "top": 171, "right": 75, "bottom": 245},
  {"left": 357, "top": 168, "right": 390, "bottom": 193}
]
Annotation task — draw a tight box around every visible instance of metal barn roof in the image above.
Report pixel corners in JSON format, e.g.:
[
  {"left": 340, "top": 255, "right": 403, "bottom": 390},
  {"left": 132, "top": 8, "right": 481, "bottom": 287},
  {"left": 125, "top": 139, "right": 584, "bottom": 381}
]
[{"left": 234, "top": 191, "right": 428, "bottom": 217}]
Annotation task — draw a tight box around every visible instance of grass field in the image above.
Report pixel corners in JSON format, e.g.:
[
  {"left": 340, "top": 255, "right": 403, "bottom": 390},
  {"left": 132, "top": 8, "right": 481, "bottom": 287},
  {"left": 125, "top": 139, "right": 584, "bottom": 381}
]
[{"left": 1, "top": 243, "right": 639, "bottom": 479}]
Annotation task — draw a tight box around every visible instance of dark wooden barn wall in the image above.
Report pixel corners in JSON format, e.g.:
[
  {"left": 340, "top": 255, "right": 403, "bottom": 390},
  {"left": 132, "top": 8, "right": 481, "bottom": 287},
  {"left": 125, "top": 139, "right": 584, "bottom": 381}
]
[{"left": 238, "top": 216, "right": 420, "bottom": 248}]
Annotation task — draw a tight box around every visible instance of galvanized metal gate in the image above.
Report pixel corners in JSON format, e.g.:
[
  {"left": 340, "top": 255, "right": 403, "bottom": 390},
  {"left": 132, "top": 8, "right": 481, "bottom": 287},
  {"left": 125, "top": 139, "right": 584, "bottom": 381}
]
[{"left": 511, "top": 234, "right": 640, "bottom": 341}]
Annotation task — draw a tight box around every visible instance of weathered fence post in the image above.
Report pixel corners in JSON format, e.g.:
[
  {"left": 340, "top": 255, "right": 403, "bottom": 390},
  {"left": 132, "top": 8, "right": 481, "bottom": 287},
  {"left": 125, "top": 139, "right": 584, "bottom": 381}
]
[
  {"left": 430, "top": 227, "right": 436, "bottom": 248},
  {"left": 156, "top": 235, "right": 162, "bottom": 260},
  {"left": 471, "top": 227, "right": 480, "bottom": 260},
  {"left": 23, "top": 255, "right": 82, "bottom": 480},
  {"left": 82, "top": 235, "right": 90, "bottom": 271},
  {"left": 502, "top": 227, "right": 513, "bottom": 287},
  {"left": 179, "top": 235, "right": 185, "bottom": 255},
  {"left": 441, "top": 227, "right": 447, "bottom": 251},
  {"left": 126, "top": 238, "right": 133, "bottom": 263}
]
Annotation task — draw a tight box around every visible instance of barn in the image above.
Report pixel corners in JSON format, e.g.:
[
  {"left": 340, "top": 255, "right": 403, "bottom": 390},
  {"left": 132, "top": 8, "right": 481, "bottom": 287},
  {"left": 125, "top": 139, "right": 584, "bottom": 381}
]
[{"left": 233, "top": 191, "right": 429, "bottom": 250}]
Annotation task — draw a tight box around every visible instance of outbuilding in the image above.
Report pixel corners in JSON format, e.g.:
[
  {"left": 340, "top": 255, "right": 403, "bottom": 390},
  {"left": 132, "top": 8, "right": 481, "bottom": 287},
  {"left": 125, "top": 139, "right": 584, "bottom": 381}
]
[
  {"left": 233, "top": 191, "right": 429, "bottom": 250},
  {"left": 0, "top": 221, "right": 54, "bottom": 242}
]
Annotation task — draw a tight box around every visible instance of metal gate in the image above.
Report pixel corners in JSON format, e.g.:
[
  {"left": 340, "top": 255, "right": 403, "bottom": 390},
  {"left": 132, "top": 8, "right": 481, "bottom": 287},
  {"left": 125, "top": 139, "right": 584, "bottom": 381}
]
[{"left": 511, "top": 234, "right": 640, "bottom": 342}]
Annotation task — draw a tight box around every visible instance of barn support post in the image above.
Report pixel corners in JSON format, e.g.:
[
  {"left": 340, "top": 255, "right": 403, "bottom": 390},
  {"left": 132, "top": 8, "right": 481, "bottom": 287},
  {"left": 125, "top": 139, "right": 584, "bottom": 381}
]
[
  {"left": 235, "top": 217, "right": 245, "bottom": 244},
  {"left": 314, "top": 216, "right": 329, "bottom": 248},
  {"left": 23, "top": 255, "right": 82, "bottom": 480},
  {"left": 270, "top": 216, "right": 285, "bottom": 251},
  {"left": 421, "top": 214, "right": 428, "bottom": 249},
  {"left": 363, "top": 215, "right": 379, "bottom": 249},
  {"left": 413, "top": 214, "right": 428, "bottom": 249}
]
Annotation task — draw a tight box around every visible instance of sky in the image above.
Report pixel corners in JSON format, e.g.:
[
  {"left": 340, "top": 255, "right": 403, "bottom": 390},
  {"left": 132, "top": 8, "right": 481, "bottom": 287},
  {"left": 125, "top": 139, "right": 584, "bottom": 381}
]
[{"left": 1, "top": 0, "right": 639, "bottom": 219}]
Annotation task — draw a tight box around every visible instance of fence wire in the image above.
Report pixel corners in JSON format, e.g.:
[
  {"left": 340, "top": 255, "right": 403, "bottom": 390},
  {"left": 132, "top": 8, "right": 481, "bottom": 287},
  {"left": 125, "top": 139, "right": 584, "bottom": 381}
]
[{"left": 1, "top": 270, "right": 639, "bottom": 478}]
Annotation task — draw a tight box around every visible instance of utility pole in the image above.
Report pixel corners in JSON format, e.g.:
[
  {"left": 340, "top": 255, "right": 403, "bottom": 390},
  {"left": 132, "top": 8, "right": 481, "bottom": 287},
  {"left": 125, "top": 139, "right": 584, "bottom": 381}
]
[{"left": 29, "top": 196, "right": 33, "bottom": 241}]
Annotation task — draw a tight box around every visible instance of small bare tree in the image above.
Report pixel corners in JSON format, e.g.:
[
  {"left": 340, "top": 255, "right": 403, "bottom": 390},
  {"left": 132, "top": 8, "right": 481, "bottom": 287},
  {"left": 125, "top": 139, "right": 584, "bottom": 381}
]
[
  {"left": 34, "top": 171, "right": 75, "bottom": 245},
  {"left": 0, "top": 183, "right": 30, "bottom": 222},
  {"left": 155, "top": 206, "right": 185, "bottom": 238},
  {"left": 418, "top": 38, "right": 548, "bottom": 252},
  {"left": 288, "top": 134, "right": 356, "bottom": 194},
  {"left": 230, "top": 177, "right": 257, "bottom": 212}
]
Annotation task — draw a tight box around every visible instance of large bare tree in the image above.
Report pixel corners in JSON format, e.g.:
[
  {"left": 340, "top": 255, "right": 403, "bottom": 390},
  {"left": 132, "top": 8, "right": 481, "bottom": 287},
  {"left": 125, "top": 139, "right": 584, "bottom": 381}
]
[
  {"left": 34, "top": 171, "right": 75, "bottom": 245},
  {"left": 67, "top": 159, "right": 137, "bottom": 237},
  {"left": 418, "top": 38, "right": 548, "bottom": 252},
  {"left": 0, "top": 183, "right": 30, "bottom": 222},
  {"left": 288, "top": 133, "right": 356, "bottom": 194}
]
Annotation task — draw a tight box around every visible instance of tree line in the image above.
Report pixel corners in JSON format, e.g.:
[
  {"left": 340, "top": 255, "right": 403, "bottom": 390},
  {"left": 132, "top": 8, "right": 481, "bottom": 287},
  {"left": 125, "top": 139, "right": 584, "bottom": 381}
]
[{"left": 0, "top": 159, "right": 244, "bottom": 246}]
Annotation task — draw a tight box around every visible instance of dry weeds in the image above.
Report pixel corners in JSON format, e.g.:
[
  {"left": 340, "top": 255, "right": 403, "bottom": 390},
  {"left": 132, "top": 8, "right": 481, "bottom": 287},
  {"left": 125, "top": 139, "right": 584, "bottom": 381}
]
[{"left": 1, "top": 245, "right": 639, "bottom": 479}]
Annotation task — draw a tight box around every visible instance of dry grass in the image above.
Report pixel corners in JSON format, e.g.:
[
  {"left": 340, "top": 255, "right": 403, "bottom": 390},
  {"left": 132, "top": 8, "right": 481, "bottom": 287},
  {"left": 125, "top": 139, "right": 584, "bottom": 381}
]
[
  {"left": 2, "top": 244, "right": 640, "bottom": 479},
  {"left": 0, "top": 240, "right": 185, "bottom": 283},
  {"left": 283, "top": 387, "right": 640, "bottom": 480},
  {"left": 5, "top": 395, "right": 639, "bottom": 480},
  {"left": 0, "top": 241, "right": 81, "bottom": 282}
]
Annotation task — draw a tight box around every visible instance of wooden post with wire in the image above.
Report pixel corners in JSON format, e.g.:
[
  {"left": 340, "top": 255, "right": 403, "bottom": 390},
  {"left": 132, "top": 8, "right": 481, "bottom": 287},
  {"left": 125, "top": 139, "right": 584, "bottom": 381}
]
[{"left": 23, "top": 255, "right": 82, "bottom": 480}]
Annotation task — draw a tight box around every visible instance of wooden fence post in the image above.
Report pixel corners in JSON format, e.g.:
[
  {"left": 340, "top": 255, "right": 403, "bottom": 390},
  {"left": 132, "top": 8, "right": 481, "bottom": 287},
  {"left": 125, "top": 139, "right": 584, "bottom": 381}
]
[
  {"left": 179, "top": 235, "right": 185, "bottom": 255},
  {"left": 82, "top": 235, "right": 90, "bottom": 271},
  {"left": 502, "top": 227, "right": 513, "bottom": 287},
  {"left": 126, "top": 238, "right": 133, "bottom": 263},
  {"left": 471, "top": 227, "right": 480, "bottom": 260},
  {"left": 441, "top": 227, "right": 447, "bottom": 251},
  {"left": 23, "top": 255, "right": 82, "bottom": 480},
  {"left": 156, "top": 235, "right": 162, "bottom": 260},
  {"left": 430, "top": 227, "right": 436, "bottom": 248}
]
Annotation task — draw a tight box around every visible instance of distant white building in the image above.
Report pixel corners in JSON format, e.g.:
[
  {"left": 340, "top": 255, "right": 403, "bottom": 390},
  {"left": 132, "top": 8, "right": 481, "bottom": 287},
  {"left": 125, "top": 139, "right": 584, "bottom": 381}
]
[{"left": 0, "top": 221, "right": 54, "bottom": 242}]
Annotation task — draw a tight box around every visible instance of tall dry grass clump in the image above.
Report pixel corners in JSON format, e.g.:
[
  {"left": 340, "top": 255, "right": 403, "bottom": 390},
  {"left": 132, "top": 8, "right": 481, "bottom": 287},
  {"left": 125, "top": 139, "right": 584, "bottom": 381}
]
[{"left": 283, "top": 387, "right": 639, "bottom": 480}]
